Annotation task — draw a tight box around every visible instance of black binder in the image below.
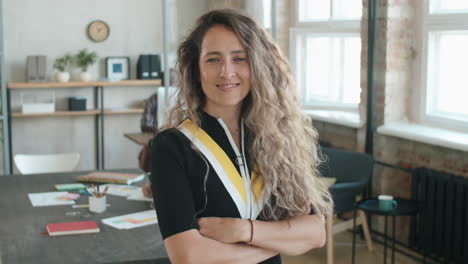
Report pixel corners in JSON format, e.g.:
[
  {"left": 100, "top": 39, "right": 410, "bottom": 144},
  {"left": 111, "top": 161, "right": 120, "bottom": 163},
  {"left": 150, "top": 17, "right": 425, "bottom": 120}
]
[
  {"left": 149, "top": 54, "right": 161, "bottom": 79},
  {"left": 137, "top": 55, "right": 150, "bottom": 79}
]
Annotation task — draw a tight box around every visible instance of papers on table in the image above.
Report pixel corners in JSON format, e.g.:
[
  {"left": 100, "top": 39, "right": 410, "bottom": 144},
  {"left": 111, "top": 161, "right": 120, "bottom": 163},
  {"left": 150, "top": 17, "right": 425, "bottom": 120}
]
[
  {"left": 101, "top": 184, "right": 153, "bottom": 202},
  {"left": 100, "top": 184, "right": 140, "bottom": 197},
  {"left": 127, "top": 190, "right": 153, "bottom": 202},
  {"left": 28, "top": 192, "right": 76, "bottom": 207},
  {"left": 102, "top": 210, "right": 157, "bottom": 229}
]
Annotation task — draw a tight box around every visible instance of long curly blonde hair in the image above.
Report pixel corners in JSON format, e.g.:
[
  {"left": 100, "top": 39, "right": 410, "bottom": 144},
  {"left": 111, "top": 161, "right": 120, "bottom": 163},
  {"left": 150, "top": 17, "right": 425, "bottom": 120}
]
[{"left": 164, "top": 8, "right": 333, "bottom": 220}]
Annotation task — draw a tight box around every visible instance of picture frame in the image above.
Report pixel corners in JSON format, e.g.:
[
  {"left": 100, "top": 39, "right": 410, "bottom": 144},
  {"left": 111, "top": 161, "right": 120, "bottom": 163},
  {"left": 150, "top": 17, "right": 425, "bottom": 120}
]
[{"left": 106, "top": 57, "right": 130, "bottom": 81}]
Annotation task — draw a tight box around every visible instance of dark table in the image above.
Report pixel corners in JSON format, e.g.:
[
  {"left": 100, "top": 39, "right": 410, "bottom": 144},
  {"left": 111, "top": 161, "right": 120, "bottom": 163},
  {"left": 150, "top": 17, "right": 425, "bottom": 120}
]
[
  {"left": 351, "top": 198, "right": 421, "bottom": 264},
  {"left": 0, "top": 170, "right": 168, "bottom": 264},
  {"left": 124, "top": 133, "right": 154, "bottom": 146}
]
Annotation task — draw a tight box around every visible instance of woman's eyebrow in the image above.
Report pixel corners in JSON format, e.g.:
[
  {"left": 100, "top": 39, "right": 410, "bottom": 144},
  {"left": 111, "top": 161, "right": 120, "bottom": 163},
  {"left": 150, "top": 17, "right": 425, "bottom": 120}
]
[
  {"left": 231, "top": 50, "right": 246, "bottom": 54},
  {"left": 203, "top": 50, "right": 246, "bottom": 56}
]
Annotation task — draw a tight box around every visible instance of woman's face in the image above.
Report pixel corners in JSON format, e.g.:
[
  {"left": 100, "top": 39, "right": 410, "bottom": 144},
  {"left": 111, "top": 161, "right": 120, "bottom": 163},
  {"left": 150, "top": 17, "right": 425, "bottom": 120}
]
[{"left": 199, "top": 25, "right": 251, "bottom": 111}]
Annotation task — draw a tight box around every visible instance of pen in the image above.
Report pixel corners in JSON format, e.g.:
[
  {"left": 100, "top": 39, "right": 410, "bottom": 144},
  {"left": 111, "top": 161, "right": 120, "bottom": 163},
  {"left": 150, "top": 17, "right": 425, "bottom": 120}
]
[
  {"left": 99, "top": 185, "right": 109, "bottom": 198},
  {"left": 92, "top": 184, "right": 98, "bottom": 197},
  {"left": 85, "top": 187, "right": 94, "bottom": 197}
]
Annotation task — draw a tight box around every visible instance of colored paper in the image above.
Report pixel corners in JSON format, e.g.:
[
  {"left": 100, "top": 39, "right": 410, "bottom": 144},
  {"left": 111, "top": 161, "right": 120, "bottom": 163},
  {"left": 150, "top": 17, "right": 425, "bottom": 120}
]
[
  {"left": 101, "top": 210, "right": 157, "bottom": 229},
  {"left": 28, "top": 192, "right": 76, "bottom": 207},
  {"left": 100, "top": 184, "right": 140, "bottom": 197}
]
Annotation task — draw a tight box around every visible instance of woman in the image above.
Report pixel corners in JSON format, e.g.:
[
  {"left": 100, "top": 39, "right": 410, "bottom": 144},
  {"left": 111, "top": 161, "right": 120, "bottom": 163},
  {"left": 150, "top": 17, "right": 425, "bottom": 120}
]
[{"left": 150, "top": 8, "right": 333, "bottom": 264}]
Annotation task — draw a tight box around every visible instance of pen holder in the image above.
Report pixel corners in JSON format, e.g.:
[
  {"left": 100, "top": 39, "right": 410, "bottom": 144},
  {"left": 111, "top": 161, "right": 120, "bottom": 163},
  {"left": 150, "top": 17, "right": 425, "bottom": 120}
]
[{"left": 89, "top": 195, "right": 107, "bottom": 213}]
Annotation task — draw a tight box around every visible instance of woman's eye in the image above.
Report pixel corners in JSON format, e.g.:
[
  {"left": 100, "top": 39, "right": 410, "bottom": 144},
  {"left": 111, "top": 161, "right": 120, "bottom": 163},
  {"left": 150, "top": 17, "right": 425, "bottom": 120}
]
[
  {"left": 234, "top": 57, "right": 247, "bottom": 62},
  {"left": 206, "top": 58, "right": 219, "bottom": 63}
]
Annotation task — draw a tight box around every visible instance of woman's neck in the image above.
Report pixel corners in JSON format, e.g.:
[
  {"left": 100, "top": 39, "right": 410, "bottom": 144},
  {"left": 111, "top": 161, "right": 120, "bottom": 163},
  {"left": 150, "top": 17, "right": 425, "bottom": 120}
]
[
  {"left": 204, "top": 104, "right": 242, "bottom": 150},
  {"left": 203, "top": 104, "right": 241, "bottom": 129}
]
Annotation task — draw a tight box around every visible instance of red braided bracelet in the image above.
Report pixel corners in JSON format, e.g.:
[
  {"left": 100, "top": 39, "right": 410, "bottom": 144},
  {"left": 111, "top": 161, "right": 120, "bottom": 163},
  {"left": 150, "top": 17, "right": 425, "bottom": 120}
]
[{"left": 247, "top": 219, "right": 254, "bottom": 245}]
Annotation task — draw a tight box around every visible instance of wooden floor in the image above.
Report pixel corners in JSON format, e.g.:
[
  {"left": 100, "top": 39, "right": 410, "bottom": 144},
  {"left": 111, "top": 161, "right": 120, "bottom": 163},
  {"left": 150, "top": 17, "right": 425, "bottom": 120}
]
[{"left": 283, "top": 232, "right": 422, "bottom": 264}]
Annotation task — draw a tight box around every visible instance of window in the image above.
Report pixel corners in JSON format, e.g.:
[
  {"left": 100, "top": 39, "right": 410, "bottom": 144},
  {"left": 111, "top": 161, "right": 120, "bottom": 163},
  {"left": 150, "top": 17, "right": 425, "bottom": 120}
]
[
  {"left": 246, "top": 0, "right": 271, "bottom": 31},
  {"left": 418, "top": 0, "right": 468, "bottom": 131},
  {"left": 263, "top": 0, "right": 271, "bottom": 30},
  {"left": 291, "top": 0, "right": 362, "bottom": 110}
]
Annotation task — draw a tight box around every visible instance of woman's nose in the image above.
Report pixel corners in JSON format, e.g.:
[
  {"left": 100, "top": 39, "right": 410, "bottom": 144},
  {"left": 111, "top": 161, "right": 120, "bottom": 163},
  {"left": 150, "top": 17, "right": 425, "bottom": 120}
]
[{"left": 219, "top": 61, "right": 235, "bottom": 78}]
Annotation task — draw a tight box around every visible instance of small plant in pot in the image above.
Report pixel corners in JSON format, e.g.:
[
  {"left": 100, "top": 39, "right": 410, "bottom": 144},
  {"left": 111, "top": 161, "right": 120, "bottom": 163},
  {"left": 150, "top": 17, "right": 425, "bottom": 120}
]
[
  {"left": 53, "top": 54, "right": 73, "bottom": 82},
  {"left": 75, "top": 49, "right": 97, "bottom": 81}
]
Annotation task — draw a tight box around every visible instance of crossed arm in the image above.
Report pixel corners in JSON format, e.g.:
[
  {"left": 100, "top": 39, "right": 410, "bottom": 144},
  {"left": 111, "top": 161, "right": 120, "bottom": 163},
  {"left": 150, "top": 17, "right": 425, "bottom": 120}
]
[
  {"left": 165, "top": 213, "right": 326, "bottom": 264},
  {"left": 143, "top": 183, "right": 326, "bottom": 263}
]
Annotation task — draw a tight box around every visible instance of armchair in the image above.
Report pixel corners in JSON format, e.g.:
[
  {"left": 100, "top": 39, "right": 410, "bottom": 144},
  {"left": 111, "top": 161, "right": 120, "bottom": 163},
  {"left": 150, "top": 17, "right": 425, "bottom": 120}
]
[{"left": 318, "top": 147, "right": 374, "bottom": 264}]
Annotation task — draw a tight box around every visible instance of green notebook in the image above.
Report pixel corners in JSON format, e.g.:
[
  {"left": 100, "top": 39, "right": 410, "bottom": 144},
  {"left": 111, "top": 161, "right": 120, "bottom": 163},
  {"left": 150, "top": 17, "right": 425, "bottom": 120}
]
[{"left": 54, "top": 183, "right": 86, "bottom": 191}]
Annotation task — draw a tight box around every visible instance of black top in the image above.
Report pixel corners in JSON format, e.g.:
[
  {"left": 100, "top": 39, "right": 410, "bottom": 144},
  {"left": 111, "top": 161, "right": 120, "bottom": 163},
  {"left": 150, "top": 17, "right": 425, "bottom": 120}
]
[{"left": 150, "top": 112, "right": 281, "bottom": 264}]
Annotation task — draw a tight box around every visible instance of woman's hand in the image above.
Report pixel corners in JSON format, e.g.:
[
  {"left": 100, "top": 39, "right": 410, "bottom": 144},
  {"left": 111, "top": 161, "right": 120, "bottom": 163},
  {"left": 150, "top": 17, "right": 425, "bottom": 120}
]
[
  {"left": 197, "top": 217, "right": 250, "bottom": 244},
  {"left": 142, "top": 183, "right": 152, "bottom": 198}
]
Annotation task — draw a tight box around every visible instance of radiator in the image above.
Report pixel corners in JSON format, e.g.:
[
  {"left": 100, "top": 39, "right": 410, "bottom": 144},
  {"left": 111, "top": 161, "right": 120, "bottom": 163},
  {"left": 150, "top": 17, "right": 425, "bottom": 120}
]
[{"left": 410, "top": 168, "right": 468, "bottom": 264}]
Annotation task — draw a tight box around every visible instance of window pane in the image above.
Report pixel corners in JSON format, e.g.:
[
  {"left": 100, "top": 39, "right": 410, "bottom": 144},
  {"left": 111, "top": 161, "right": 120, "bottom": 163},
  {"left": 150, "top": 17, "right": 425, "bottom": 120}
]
[
  {"left": 427, "top": 31, "right": 468, "bottom": 120},
  {"left": 342, "top": 37, "right": 361, "bottom": 104},
  {"left": 430, "top": 0, "right": 468, "bottom": 13},
  {"left": 263, "top": 0, "right": 271, "bottom": 29},
  {"left": 334, "top": 0, "right": 362, "bottom": 19},
  {"left": 301, "top": 35, "right": 361, "bottom": 106},
  {"left": 298, "top": 0, "right": 330, "bottom": 21},
  {"left": 442, "top": 0, "right": 468, "bottom": 10},
  {"left": 305, "top": 37, "right": 332, "bottom": 102}
]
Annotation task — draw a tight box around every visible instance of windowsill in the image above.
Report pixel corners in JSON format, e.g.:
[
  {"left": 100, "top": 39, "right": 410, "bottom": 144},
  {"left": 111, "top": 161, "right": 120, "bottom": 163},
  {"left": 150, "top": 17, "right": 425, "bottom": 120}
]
[
  {"left": 304, "top": 110, "right": 364, "bottom": 129},
  {"left": 377, "top": 121, "right": 468, "bottom": 152}
]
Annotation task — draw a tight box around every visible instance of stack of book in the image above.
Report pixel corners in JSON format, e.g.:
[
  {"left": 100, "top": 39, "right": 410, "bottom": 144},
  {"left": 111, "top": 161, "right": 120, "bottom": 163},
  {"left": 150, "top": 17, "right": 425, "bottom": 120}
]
[
  {"left": 76, "top": 171, "right": 145, "bottom": 185},
  {"left": 47, "top": 221, "right": 100, "bottom": 236}
]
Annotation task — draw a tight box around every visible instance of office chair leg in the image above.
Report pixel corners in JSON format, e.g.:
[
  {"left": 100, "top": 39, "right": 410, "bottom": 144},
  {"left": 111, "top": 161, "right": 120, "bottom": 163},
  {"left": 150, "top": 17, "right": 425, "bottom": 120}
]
[
  {"left": 326, "top": 213, "right": 334, "bottom": 264},
  {"left": 358, "top": 210, "right": 373, "bottom": 252}
]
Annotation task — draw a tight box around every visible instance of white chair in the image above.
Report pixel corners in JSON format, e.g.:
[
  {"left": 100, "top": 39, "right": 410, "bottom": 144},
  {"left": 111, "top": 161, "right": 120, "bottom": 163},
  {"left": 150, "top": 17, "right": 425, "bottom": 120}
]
[{"left": 14, "top": 152, "right": 80, "bottom": 174}]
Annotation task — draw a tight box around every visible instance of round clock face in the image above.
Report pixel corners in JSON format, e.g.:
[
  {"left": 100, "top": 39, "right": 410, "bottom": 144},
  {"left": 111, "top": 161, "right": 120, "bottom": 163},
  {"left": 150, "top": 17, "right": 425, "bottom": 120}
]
[{"left": 87, "top": 20, "right": 110, "bottom": 42}]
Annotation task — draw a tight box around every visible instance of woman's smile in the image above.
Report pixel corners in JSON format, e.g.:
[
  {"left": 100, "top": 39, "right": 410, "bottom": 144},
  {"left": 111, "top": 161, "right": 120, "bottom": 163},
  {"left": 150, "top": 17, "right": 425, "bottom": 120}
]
[{"left": 216, "top": 82, "right": 241, "bottom": 91}]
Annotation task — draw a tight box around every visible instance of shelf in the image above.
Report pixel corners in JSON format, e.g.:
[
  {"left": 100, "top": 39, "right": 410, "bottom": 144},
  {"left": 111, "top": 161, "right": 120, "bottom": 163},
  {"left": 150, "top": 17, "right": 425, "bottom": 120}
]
[
  {"left": 103, "top": 108, "right": 144, "bottom": 115},
  {"left": 7, "top": 79, "right": 162, "bottom": 89},
  {"left": 12, "top": 110, "right": 101, "bottom": 117},
  {"left": 11, "top": 108, "right": 144, "bottom": 118}
]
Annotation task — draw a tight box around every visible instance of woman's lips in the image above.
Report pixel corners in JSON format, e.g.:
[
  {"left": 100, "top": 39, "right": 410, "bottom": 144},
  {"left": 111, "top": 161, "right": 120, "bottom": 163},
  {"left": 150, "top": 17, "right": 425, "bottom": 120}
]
[{"left": 216, "top": 83, "right": 240, "bottom": 91}]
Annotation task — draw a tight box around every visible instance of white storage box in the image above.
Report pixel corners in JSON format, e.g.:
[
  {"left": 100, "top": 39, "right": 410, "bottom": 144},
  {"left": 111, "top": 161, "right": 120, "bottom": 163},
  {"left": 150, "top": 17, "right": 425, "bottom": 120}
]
[{"left": 21, "top": 92, "right": 55, "bottom": 114}]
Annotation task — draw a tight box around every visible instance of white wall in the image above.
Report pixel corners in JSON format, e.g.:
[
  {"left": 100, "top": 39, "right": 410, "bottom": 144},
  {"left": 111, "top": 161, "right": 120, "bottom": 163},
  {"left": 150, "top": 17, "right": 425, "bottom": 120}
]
[{"left": 2, "top": 0, "right": 207, "bottom": 173}]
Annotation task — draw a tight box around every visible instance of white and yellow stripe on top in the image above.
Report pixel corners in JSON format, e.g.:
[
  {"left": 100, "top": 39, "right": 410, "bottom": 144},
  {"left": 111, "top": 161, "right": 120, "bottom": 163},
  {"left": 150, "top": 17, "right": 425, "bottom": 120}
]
[{"left": 179, "top": 119, "right": 266, "bottom": 220}]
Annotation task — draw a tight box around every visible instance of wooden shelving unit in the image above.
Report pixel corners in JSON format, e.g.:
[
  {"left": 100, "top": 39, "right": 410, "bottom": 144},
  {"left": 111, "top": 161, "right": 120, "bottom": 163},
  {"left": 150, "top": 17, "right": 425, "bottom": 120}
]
[
  {"left": 6, "top": 79, "right": 161, "bottom": 170},
  {"left": 8, "top": 80, "right": 156, "bottom": 118}
]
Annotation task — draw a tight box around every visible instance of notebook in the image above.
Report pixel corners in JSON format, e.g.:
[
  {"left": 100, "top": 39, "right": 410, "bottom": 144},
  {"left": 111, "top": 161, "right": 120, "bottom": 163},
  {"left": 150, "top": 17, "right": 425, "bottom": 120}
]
[
  {"left": 54, "top": 183, "right": 86, "bottom": 191},
  {"left": 76, "top": 171, "right": 145, "bottom": 185},
  {"left": 47, "top": 221, "right": 100, "bottom": 236}
]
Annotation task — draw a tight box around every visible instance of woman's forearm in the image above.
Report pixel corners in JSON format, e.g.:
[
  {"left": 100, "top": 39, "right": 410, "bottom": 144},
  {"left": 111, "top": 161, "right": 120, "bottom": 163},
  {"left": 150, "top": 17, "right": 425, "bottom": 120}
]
[
  {"left": 165, "top": 229, "right": 278, "bottom": 264},
  {"left": 240, "top": 214, "right": 326, "bottom": 256}
]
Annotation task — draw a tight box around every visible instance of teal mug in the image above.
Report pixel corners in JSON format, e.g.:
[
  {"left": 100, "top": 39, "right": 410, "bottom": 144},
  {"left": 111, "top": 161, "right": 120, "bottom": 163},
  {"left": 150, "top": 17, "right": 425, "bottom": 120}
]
[{"left": 378, "top": 195, "right": 397, "bottom": 211}]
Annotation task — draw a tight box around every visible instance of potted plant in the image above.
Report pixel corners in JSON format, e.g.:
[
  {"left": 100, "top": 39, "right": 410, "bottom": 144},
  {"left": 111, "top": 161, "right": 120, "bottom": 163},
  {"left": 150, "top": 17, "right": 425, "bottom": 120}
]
[
  {"left": 53, "top": 54, "right": 73, "bottom": 82},
  {"left": 74, "top": 49, "right": 97, "bottom": 81}
]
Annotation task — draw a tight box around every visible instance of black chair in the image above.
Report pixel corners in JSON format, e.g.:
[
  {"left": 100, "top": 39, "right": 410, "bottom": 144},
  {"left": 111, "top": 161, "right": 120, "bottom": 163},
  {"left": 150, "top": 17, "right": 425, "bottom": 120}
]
[{"left": 318, "top": 147, "right": 374, "bottom": 264}]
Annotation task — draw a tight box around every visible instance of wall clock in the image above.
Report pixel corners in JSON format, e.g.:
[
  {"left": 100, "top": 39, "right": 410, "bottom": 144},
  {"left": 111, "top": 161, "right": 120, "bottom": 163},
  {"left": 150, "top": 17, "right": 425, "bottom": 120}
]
[{"left": 87, "top": 20, "right": 110, "bottom": 42}]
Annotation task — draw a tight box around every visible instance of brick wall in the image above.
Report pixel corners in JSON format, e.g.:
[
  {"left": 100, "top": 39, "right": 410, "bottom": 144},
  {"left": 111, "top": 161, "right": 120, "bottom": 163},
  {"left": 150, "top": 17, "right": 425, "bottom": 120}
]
[
  {"left": 207, "top": 0, "right": 244, "bottom": 9},
  {"left": 276, "top": 0, "right": 292, "bottom": 57},
  {"left": 314, "top": 120, "right": 360, "bottom": 151}
]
